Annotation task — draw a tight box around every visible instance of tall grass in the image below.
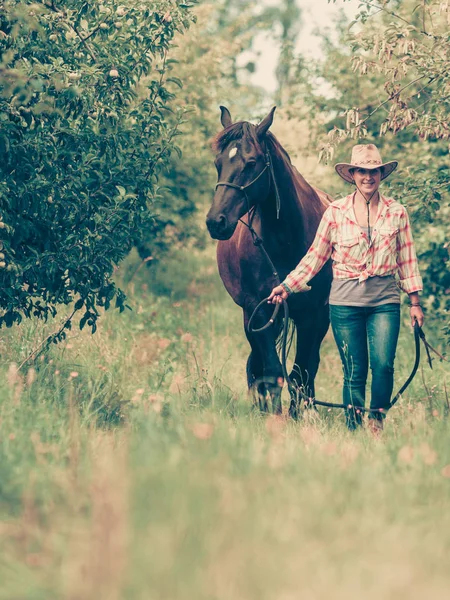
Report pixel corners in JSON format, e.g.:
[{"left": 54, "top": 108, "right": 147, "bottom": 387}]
[{"left": 0, "top": 248, "right": 449, "bottom": 599}]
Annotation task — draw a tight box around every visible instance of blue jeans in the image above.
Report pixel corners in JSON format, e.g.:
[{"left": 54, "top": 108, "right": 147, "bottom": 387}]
[{"left": 329, "top": 304, "right": 400, "bottom": 429}]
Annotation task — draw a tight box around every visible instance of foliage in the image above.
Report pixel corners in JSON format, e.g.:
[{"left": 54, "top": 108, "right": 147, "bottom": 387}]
[
  {"left": 322, "top": 0, "right": 450, "bottom": 153},
  {"left": 293, "top": 0, "right": 449, "bottom": 340},
  {"left": 134, "top": 1, "right": 268, "bottom": 265},
  {"left": 0, "top": 0, "right": 197, "bottom": 335}
]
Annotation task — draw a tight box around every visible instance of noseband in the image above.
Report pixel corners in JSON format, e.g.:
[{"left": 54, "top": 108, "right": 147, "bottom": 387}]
[{"left": 215, "top": 151, "right": 281, "bottom": 220}]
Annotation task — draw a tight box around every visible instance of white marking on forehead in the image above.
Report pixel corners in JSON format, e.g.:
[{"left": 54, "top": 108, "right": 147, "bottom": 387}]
[{"left": 229, "top": 147, "right": 238, "bottom": 159}]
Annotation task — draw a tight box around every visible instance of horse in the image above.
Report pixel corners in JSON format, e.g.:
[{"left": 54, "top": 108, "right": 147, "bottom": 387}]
[{"left": 206, "top": 106, "right": 333, "bottom": 416}]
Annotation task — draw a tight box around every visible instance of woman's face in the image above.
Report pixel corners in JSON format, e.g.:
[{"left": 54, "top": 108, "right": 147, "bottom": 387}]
[{"left": 351, "top": 167, "right": 381, "bottom": 196}]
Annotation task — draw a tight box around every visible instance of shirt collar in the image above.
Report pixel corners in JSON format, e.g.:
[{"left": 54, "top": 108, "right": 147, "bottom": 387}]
[{"left": 340, "top": 192, "right": 393, "bottom": 225}]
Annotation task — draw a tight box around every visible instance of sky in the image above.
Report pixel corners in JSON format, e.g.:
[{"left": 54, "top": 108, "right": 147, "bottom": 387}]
[{"left": 241, "top": 0, "right": 359, "bottom": 93}]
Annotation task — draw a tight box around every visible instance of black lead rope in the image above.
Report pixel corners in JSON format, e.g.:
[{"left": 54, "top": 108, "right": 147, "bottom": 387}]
[{"left": 248, "top": 297, "right": 435, "bottom": 416}]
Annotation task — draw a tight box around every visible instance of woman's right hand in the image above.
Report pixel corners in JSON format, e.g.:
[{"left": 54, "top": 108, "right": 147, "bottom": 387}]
[{"left": 267, "top": 285, "right": 289, "bottom": 304}]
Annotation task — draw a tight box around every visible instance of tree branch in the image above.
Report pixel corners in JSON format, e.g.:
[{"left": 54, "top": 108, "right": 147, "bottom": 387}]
[
  {"left": 46, "top": 0, "right": 97, "bottom": 62},
  {"left": 358, "top": 0, "right": 432, "bottom": 36},
  {"left": 17, "top": 305, "right": 80, "bottom": 370},
  {"left": 358, "top": 74, "right": 430, "bottom": 126}
]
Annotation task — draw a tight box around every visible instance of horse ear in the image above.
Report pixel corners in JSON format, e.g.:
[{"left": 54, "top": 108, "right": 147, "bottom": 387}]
[
  {"left": 256, "top": 106, "right": 276, "bottom": 139},
  {"left": 220, "top": 106, "right": 233, "bottom": 129}
]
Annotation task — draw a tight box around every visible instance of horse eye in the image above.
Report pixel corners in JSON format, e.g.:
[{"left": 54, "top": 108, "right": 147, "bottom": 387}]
[{"left": 246, "top": 160, "right": 257, "bottom": 168}]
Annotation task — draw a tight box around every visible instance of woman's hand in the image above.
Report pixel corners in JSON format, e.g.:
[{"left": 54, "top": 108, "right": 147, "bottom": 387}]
[
  {"left": 410, "top": 305, "right": 424, "bottom": 328},
  {"left": 268, "top": 285, "right": 289, "bottom": 304}
]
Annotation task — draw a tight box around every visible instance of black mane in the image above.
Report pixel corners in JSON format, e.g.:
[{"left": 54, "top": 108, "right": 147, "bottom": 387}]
[{"left": 212, "top": 121, "right": 259, "bottom": 153}]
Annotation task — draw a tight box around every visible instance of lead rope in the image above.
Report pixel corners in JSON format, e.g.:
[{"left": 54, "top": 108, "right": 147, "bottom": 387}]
[{"left": 249, "top": 297, "right": 437, "bottom": 416}]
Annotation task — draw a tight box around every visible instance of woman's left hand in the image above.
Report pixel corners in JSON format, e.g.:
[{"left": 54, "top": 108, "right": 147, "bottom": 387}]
[{"left": 410, "top": 305, "right": 424, "bottom": 328}]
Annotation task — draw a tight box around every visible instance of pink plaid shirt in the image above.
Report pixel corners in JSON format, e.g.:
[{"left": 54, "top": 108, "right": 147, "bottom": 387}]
[{"left": 283, "top": 193, "right": 423, "bottom": 295}]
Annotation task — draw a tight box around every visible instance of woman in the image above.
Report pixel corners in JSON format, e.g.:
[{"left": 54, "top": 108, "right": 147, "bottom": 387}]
[{"left": 268, "top": 144, "right": 424, "bottom": 432}]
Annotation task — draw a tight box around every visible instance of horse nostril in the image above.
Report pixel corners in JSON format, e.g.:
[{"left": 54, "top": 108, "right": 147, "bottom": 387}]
[
  {"left": 217, "top": 214, "right": 227, "bottom": 231},
  {"left": 206, "top": 213, "right": 230, "bottom": 239}
]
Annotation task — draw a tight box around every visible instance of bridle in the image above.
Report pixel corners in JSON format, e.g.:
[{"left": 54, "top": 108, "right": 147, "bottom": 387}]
[{"left": 215, "top": 150, "right": 281, "bottom": 222}]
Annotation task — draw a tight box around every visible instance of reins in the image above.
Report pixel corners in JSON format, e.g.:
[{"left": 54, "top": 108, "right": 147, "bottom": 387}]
[
  {"left": 228, "top": 150, "right": 445, "bottom": 416},
  {"left": 249, "top": 292, "right": 443, "bottom": 417}
]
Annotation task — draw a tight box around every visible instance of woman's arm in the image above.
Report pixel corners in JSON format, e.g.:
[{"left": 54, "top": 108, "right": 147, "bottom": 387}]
[
  {"left": 268, "top": 207, "right": 334, "bottom": 303},
  {"left": 396, "top": 208, "right": 423, "bottom": 294},
  {"left": 397, "top": 208, "right": 424, "bottom": 327}
]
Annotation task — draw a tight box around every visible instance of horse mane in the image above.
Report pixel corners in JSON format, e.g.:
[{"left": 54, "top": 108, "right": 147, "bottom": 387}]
[
  {"left": 265, "top": 132, "right": 329, "bottom": 212},
  {"left": 211, "top": 121, "right": 259, "bottom": 154},
  {"left": 264, "top": 132, "right": 330, "bottom": 245}
]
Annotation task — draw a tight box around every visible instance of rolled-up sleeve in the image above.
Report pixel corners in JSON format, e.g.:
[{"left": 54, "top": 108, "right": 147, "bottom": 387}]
[
  {"left": 396, "top": 208, "right": 423, "bottom": 294},
  {"left": 283, "top": 207, "right": 334, "bottom": 293}
]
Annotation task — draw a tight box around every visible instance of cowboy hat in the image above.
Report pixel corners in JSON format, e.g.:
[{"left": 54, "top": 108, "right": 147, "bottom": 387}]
[{"left": 334, "top": 144, "right": 398, "bottom": 183}]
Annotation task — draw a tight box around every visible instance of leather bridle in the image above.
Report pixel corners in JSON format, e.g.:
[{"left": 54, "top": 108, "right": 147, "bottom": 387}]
[{"left": 214, "top": 151, "right": 281, "bottom": 222}]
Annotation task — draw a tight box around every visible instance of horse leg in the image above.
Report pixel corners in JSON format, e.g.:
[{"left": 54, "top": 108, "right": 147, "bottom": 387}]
[
  {"left": 244, "top": 340, "right": 264, "bottom": 412},
  {"left": 244, "top": 324, "right": 270, "bottom": 411},
  {"left": 245, "top": 311, "right": 284, "bottom": 415},
  {"left": 289, "top": 304, "right": 330, "bottom": 418}
]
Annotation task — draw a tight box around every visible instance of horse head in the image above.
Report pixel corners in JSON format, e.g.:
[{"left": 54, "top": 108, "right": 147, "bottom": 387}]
[{"left": 206, "top": 106, "right": 276, "bottom": 240}]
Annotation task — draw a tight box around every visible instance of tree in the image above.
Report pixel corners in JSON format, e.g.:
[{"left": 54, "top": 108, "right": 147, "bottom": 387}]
[
  {"left": 0, "top": 0, "right": 197, "bottom": 336},
  {"left": 273, "top": 0, "right": 302, "bottom": 107},
  {"left": 133, "top": 1, "right": 268, "bottom": 265},
  {"left": 295, "top": 0, "right": 449, "bottom": 341}
]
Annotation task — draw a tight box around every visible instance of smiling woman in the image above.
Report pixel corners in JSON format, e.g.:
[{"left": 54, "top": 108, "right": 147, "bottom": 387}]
[{"left": 268, "top": 143, "right": 424, "bottom": 434}]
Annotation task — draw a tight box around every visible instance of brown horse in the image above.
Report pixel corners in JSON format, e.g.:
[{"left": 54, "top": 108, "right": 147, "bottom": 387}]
[{"left": 206, "top": 106, "right": 333, "bottom": 416}]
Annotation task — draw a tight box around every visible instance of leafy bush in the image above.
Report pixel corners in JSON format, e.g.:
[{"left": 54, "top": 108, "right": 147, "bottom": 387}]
[{"left": 0, "top": 0, "right": 197, "bottom": 335}]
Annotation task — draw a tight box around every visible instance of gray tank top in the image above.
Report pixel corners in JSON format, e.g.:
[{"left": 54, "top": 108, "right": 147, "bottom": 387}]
[{"left": 329, "top": 227, "right": 401, "bottom": 307}]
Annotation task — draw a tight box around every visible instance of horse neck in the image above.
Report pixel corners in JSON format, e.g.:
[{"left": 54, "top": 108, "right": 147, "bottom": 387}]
[{"left": 258, "top": 151, "right": 318, "bottom": 258}]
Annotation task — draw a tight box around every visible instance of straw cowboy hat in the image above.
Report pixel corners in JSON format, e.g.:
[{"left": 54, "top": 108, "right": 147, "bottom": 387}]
[{"left": 335, "top": 144, "right": 398, "bottom": 183}]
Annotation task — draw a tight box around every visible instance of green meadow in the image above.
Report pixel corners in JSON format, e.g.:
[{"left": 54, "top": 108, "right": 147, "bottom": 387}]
[{"left": 1, "top": 249, "right": 449, "bottom": 600}]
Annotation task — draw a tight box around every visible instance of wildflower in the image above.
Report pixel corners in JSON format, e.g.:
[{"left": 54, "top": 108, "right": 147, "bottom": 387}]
[
  {"left": 398, "top": 445, "right": 414, "bottom": 464},
  {"left": 157, "top": 338, "right": 171, "bottom": 350},
  {"left": 265, "top": 415, "right": 286, "bottom": 439},
  {"left": 7, "top": 363, "right": 20, "bottom": 387},
  {"left": 419, "top": 442, "right": 437, "bottom": 466},
  {"left": 26, "top": 368, "right": 36, "bottom": 386},
  {"left": 191, "top": 422, "right": 214, "bottom": 440}
]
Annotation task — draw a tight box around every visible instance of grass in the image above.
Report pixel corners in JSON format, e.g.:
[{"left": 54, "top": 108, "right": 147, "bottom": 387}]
[{"left": 0, "top": 247, "right": 449, "bottom": 599}]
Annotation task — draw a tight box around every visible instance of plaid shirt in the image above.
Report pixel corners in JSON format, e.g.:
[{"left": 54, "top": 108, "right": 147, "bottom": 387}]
[{"left": 283, "top": 193, "right": 423, "bottom": 295}]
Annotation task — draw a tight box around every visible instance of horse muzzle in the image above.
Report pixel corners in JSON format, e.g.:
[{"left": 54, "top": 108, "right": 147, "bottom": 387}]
[{"left": 206, "top": 214, "right": 237, "bottom": 240}]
